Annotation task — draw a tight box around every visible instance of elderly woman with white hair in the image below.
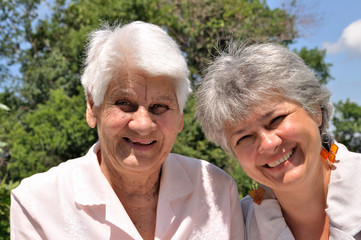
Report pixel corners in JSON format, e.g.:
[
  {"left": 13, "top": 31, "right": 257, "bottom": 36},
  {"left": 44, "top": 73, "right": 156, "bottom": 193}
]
[
  {"left": 196, "top": 42, "right": 361, "bottom": 239},
  {"left": 10, "top": 21, "right": 244, "bottom": 240}
]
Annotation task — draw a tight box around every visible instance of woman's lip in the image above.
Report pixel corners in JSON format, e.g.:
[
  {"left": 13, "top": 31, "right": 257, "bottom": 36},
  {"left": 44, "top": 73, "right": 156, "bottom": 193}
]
[
  {"left": 264, "top": 148, "right": 295, "bottom": 168},
  {"left": 124, "top": 137, "right": 157, "bottom": 145}
]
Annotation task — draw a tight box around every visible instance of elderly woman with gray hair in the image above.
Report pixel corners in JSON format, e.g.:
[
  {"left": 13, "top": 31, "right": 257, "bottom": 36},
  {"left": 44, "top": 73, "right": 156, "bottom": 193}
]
[
  {"left": 10, "top": 21, "right": 244, "bottom": 239},
  {"left": 196, "top": 42, "right": 361, "bottom": 239}
]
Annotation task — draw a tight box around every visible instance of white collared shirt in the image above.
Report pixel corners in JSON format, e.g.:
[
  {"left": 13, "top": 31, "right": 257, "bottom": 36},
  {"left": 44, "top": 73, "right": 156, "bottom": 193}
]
[{"left": 11, "top": 142, "right": 244, "bottom": 239}]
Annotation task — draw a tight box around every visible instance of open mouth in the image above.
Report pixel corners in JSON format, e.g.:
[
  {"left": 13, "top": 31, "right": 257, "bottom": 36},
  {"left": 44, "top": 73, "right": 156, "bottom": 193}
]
[
  {"left": 124, "top": 137, "right": 156, "bottom": 145},
  {"left": 266, "top": 148, "right": 295, "bottom": 168}
]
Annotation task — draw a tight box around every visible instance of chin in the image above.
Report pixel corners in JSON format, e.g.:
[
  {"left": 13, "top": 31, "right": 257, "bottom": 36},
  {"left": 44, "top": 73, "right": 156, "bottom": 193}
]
[
  {"left": 123, "top": 157, "right": 162, "bottom": 172},
  {"left": 281, "top": 171, "right": 307, "bottom": 189}
]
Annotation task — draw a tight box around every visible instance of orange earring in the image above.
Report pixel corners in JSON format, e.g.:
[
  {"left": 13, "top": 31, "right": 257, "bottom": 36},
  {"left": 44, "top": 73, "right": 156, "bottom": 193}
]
[
  {"left": 320, "top": 133, "right": 338, "bottom": 166},
  {"left": 249, "top": 184, "right": 265, "bottom": 205}
]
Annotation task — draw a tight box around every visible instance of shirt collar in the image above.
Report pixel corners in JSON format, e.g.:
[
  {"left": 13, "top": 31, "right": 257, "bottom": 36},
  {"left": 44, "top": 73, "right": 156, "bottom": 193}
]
[
  {"left": 73, "top": 142, "right": 142, "bottom": 238},
  {"left": 72, "top": 145, "right": 195, "bottom": 239},
  {"left": 74, "top": 142, "right": 109, "bottom": 205},
  {"left": 326, "top": 142, "right": 361, "bottom": 236},
  {"left": 73, "top": 145, "right": 195, "bottom": 205},
  {"left": 251, "top": 186, "right": 295, "bottom": 240},
  {"left": 159, "top": 154, "right": 194, "bottom": 202},
  {"left": 155, "top": 153, "right": 194, "bottom": 238}
]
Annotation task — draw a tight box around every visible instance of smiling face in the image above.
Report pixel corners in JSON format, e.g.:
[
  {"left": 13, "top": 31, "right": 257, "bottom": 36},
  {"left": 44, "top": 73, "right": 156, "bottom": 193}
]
[
  {"left": 225, "top": 98, "right": 324, "bottom": 192},
  {"left": 86, "top": 73, "right": 183, "bottom": 175}
]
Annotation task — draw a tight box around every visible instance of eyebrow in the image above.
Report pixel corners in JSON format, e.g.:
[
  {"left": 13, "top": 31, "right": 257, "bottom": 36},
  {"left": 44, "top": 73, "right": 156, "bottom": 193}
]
[
  {"left": 230, "top": 109, "right": 275, "bottom": 137},
  {"left": 109, "top": 88, "right": 177, "bottom": 102},
  {"left": 109, "top": 88, "right": 133, "bottom": 99},
  {"left": 155, "top": 95, "right": 177, "bottom": 101}
]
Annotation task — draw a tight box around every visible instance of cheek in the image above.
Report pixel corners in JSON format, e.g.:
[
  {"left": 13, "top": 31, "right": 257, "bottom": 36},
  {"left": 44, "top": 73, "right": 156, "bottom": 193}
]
[
  {"left": 234, "top": 150, "right": 254, "bottom": 171},
  {"left": 281, "top": 117, "right": 297, "bottom": 131},
  {"left": 100, "top": 110, "right": 129, "bottom": 132},
  {"left": 157, "top": 113, "right": 183, "bottom": 131},
  {"left": 233, "top": 146, "right": 264, "bottom": 179},
  {"left": 238, "top": 159, "right": 260, "bottom": 181},
  {"left": 159, "top": 122, "right": 181, "bottom": 138}
]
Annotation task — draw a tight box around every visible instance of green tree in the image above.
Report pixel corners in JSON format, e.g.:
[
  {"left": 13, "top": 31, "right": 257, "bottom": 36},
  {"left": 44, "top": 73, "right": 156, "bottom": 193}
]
[
  {"left": 5, "top": 88, "right": 97, "bottom": 181},
  {"left": 0, "top": 0, "right": 42, "bottom": 88},
  {"left": 0, "top": 178, "right": 18, "bottom": 238},
  {"left": 0, "top": 103, "right": 18, "bottom": 238},
  {"left": 333, "top": 100, "right": 361, "bottom": 153},
  {"left": 295, "top": 47, "right": 333, "bottom": 84},
  {"left": 0, "top": 103, "right": 10, "bottom": 177},
  {"left": 162, "top": 0, "right": 297, "bottom": 82}
]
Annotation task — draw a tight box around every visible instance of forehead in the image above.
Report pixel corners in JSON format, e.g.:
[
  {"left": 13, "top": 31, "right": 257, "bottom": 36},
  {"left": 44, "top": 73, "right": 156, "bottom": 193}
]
[
  {"left": 106, "top": 73, "right": 177, "bottom": 100},
  {"left": 225, "top": 97, "right": 300, "bottom": 133},
  {"left": 231, "top": 97, "right": 285, "bottom": 121}
]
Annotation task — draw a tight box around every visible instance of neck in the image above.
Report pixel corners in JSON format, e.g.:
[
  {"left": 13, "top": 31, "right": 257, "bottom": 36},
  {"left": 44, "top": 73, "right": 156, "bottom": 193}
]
[
  {"left": 274, "top": 163, "right": 331, "bottom": 240},
  {"left": 108, "top": 168, "right": 161, "bottom": 240},
  {"left": 100, "top": 162, "right": 162, "bottom": 204},
  {"left": 98, "top": 151, "right": 162, "bottom": 240}
]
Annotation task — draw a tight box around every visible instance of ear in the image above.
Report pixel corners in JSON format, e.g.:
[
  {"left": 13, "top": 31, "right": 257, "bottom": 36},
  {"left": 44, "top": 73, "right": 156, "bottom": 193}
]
[
  {"left": 86, "top": 93, "right": 97, "bottom": 128},
  {"left": 177, "top": 114, "right": 184, "bottom": 133}
]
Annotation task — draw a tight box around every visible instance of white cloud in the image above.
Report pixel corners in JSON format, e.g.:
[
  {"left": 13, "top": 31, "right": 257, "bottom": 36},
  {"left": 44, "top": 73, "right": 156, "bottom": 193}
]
[{"left": 323, "top": 19, "right": 361, "bottom": 59}]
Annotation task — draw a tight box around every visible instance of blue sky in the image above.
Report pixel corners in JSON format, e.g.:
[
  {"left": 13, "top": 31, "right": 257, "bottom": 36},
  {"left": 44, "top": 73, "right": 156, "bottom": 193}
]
[{"left": 268, "top": 0, "right": 361, "bottom": 105}]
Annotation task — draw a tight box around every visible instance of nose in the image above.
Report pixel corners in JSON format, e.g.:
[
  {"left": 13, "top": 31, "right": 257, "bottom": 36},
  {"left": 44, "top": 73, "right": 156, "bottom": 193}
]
[
  {"left": 258, "top": 130, "right": 282, "bottom": 154},
  {"left": 128, "top": 107, "right": 156, "bottom": 135}
]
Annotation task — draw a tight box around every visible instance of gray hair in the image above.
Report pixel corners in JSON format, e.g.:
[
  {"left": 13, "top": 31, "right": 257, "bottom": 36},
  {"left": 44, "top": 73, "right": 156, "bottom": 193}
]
[
  {"left": 196, "top": 42, "right": 332, "bottom": 152},
  {"left": 81, "top": 21, "right": 191, "bottom": 111}
]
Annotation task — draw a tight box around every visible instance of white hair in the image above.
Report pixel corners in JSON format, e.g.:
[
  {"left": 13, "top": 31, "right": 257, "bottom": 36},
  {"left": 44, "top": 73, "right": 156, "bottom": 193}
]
[
  {"left": 81, "top": 21, "right": 191, "bottom": 111},
  {"left": 196, "top": 42, "right": 332, "bottom": 152}
]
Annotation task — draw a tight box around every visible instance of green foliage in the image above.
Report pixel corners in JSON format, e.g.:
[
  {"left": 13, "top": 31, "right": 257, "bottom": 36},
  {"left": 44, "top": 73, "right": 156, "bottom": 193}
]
[
  {"left": 1, "top": 102, "right": 10, "bottom": 176},
  {"left": 333, "top": 100, "right": 361, "bottom": 153},
  {"left": 20, "top": 47, "right": 81, "bottom": 107},
  {"left": 295, "top": 47, "right": 333, "bottom": 84},
  {"left": 0, "top": 104, "right": 10, "bottom": 111},
  {"left": 162, "top": 0, "right": 297, "bottom": 84},
  {"left": 0, "top": 177, "right": 19, "bottom": 239},
  {"left": 0, "top": 103, "right": 10, "bottom": 154},
  {"left": 5, "top": 88, "right": 97, "bottom": 181},
  {"left": 0, "top": 0, "right": 42, "bottom": 87}
]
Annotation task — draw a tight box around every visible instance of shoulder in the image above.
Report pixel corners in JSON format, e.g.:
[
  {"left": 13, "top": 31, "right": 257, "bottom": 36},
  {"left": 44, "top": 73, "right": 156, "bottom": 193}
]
[
  {"left": 241, "top": 196, "right": 254, "bottom": 217},
  {"left": 330, "top": 143, "right": 361, "bottom": 184},
  {"left": 168, "top": 153, "right": 235, "bottom": 185},
  {"left": 240, "top": 195, "right": 253, "bottom": 228},
  {"left": 327, "top": 142, "right": 361, "bottom": 236},
  {"left": 12, "top": 143, "right": 99, "bottom": 200},
  {"left": 337, "top": 142, "right": 361, "bottom": 162},
  {"left": 12, "top": 155, "right": 88, "bottom": 204}
]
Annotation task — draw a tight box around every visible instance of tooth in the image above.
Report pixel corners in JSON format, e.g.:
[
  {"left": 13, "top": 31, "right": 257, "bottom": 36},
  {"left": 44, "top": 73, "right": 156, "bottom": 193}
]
[{"left": 267, "top": 149, "right": 293, "bottom": 168}]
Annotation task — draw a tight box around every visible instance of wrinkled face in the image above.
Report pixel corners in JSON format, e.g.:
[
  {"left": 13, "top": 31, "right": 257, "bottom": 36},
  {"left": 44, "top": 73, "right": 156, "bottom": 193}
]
[
  {"left": 86, "top": 73, "right": 183, "bottom": 174},
  {"left": 225, "top": 98, "right": 323, "bottom": 192}
]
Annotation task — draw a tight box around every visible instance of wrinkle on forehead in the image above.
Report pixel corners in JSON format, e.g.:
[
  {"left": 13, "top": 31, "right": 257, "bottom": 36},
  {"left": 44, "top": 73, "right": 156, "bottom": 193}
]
[{"left": 107, "top": 72, "right": 178, "bottom": 103}]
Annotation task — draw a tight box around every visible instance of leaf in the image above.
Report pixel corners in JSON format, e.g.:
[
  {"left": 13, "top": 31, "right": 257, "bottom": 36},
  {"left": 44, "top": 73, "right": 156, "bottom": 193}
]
[{"left": 0, "top": 103, "right": 9, "bottom": 111}]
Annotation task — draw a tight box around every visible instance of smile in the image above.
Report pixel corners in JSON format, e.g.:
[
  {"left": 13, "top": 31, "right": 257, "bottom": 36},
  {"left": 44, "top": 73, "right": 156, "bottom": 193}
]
[
  {"left": 267, "top": 148, "right": 294, "bottom": 168},
  {"left": 124, "top": 137, "right": 156, "bottom": 145}
]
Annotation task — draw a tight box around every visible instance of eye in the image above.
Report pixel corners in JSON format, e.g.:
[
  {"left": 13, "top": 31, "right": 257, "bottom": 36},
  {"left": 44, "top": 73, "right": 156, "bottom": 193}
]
[
  {"left": 236, "top": 134, "right": 252, "bottom": 146},
  {"left": 268, "top": 115, "right": 286, "bottom": 129},
  {"left": 149, "top": 104, "right": 169, "bottom": 114},
  {"left": 115, "top": 100, "right": 138, "bottom": 112}
]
